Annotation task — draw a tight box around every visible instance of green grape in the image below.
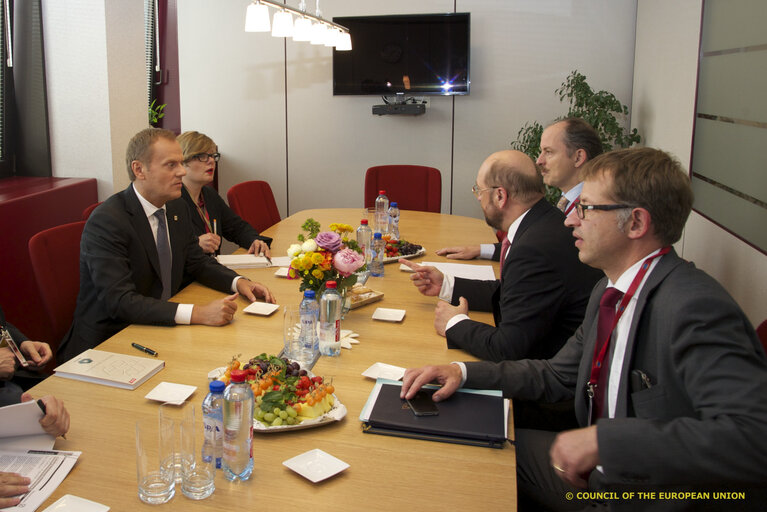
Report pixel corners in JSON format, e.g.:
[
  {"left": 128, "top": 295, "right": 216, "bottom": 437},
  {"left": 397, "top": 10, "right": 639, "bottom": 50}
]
[
  {"left": 286, "top": 417, "right": 296, "bottom": 425},
  {"left": 256, "top": 409, "right": 265, "bottom": 420},
  {"left": 286, "top": 406, "right": 298, "bottom": 418},
  {"left": 279, "top": 410, "right": 288, "bottom": 420},
  {"left": 264, "top": 412, "right": 275, "bottom": 423},
  {"left": 271, "top": 417, "right": 283, "bottom": 426},
  {"left": 273, "top": 407, "right": 281, "bottom": 415}
]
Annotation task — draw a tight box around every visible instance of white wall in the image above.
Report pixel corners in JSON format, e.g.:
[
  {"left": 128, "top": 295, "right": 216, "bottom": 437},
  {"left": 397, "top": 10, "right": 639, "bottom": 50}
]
[
  {"left": 43, "top": 0, "right": 146, "bottom": 199},
  {"left": 177, "top": 0, "right": 637, "bottom": 220},
  {"left": 631, "top": 0, "right": 767, "bottom": 325}
]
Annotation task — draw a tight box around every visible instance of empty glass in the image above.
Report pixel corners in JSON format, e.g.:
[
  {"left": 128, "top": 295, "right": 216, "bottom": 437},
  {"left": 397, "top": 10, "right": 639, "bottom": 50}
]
[{"left": 136, "top": 417, "right": 175, "bottom": 504}]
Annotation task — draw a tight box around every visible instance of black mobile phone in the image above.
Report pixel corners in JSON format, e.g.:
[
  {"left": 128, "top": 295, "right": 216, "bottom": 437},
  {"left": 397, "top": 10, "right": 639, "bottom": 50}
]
[{"left": 406, "top": 390, "right": 439, "bottom": 416}]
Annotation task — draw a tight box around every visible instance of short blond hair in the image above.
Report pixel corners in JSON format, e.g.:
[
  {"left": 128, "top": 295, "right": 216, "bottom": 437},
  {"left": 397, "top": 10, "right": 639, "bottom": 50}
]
[{"left": 177, "top": 131, "right": 216, "bottom": 162}]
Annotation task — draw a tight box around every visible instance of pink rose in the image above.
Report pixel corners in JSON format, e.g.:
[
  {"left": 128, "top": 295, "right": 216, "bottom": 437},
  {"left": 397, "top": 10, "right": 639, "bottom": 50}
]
[
  {"left": 333, "top": 248, "right": 365, "bottom": 277},
  {"left": 315, "top": 231, "right": 342, "bottom": 252}
]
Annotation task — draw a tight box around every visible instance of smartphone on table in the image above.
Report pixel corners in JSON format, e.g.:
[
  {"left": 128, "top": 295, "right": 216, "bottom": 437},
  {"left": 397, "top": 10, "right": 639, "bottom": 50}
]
[{"left": 406, "top": 390, "right": 439, "bottom": 416}]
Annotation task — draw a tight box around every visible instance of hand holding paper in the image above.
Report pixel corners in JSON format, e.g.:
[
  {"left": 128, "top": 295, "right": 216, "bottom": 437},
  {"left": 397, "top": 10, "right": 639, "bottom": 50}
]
[{"left": 398, "top": 259, "right": 443, "bottom": 296}]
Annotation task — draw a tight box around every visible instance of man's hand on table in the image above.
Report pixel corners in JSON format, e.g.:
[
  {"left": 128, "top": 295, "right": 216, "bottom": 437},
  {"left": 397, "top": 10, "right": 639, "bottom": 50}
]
[
  {"left": 236, "top": 278, "right": 276, "bottom": 304},
  {"left": 21, "top": 393, "right": 70, "bottom": 438},
  {"left": 192, "top": 293, "right": 239, "bottom": 325},
  {"left": 0, "top": 472, "right": 30, "bottom": 507},
  {"left": 400, "top": 364, "right": 463, "bottom": 402},
  {"left": 399, "top": 259, "right": 444, "bottom": 296},
  {"left": 435, "top": 245, "right": 481, "bottom": 260},
  {"left": 247, "top": 240, "right": 271, "bottom": 258},
  {"left": 549, "top": 425, "right": 599, "bottom": 489},
  {"left": 434, "top": 297, "right": 468, "bottom": 337}
]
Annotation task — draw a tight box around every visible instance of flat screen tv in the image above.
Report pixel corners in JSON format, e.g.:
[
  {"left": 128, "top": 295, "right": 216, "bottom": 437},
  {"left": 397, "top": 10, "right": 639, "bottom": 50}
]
[{"left": 332, "top": 13, "right": 470, "bottom": 96}]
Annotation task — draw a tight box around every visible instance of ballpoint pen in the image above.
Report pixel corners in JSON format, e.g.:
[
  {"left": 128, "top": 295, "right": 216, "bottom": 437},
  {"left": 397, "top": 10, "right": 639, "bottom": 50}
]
[{"left": 132, "top": 342, "right": 158, "bottom": 357}]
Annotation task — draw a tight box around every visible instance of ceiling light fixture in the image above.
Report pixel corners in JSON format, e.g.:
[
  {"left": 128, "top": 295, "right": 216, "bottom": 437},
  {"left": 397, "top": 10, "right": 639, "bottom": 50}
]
[{"left": 244, "top": 0, "right": 351, "bottom": 51}]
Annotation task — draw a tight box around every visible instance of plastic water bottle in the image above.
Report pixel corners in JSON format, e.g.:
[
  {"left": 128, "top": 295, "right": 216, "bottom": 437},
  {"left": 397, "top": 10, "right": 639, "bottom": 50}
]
[
  {"left": 374, "top": 190, "right": 389, "bottom": 234},
  {"left": 356, "top": 219, "right": 373, "bottom": 265},
  {"left": 319, "top": 281, "right": 343, "bottom": 357},
  {"left": 222, "top": 369, "right": 254, "bottom": 482},
  {"left": 298, "top": 290, "right": 319, "bottom": 363},
  {"left": 388, "top": 202, "right": 400, "bottom": 239},
  {"left": 369, "top": 232, "right": 385, "bottom": 277},
  {"left": 202, "top": 380, "right": 225, "bottom": 469}
]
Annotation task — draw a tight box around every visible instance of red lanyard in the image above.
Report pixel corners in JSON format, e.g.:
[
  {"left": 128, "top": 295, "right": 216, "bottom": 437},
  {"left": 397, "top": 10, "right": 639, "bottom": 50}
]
[
  {"left": 587, "top": 246, "right": 670, "bottom": 389},
  {"left": 563, "top": 195, "right": 579, "bottom": 216}
]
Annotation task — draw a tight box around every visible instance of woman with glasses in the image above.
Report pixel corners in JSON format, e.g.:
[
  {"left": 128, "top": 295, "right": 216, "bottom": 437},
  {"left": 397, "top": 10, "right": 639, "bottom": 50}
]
[{"left": 177, "top": 131, "right": 272, "bottom": 256}]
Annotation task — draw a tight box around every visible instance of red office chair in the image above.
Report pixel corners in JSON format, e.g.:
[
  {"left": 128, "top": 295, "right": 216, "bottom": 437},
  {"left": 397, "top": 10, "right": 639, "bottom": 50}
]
[
  {"left": 364, "top": 165, "right": 441, "bottom": 213},
  {"left": 757, "top": 319, "right": 767, "bottom": 355},
  {"left": 28, "top": 221, "right": 86, "bottom": 354},
  {"left": 81, "top": 201, "right": 102, "bottom": 220},
  {"left": 226, "top": 180, "right": 281, "bottom": 233}
]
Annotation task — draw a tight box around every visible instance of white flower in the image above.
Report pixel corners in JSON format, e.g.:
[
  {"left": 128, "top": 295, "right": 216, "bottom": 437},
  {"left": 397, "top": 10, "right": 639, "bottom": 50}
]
[
  {"left": 302, "top": 239, "right": 318, "bottom": 253},
  {"left": 287, "top": 243, "right": 303, "bottom": 257}
]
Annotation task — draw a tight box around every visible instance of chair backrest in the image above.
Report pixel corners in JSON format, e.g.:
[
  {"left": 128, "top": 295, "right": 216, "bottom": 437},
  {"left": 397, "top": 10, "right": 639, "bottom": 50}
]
[
  {"left": 757, "top": 319, "right": 767, "bottom": 355},
  {"left": 28, "top": 221, "right": 86, "bottom": 351},
  {"left": 82, "top": 201, "right": 102, "bottom": 220},
  {"left": 364, "top": 165, "right": 441, "bottom": 213},
  {"left": 226, "top": 180, "right": 281, "bottom": 233}
]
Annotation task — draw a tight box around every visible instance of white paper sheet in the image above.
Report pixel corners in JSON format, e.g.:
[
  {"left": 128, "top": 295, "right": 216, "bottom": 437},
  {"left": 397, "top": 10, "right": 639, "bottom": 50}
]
[
  {"left": 0, "top": 449, "right": 81, "bottom": 512},
  {"left": 400, "top": 261, "right": 496, "bottom": 281}
]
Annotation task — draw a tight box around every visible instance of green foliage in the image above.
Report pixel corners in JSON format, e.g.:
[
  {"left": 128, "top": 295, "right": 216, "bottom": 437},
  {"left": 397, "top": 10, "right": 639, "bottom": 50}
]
[
  {"left": 297, "top": 218, "right": 321, "bottom": 242},
  {"left": 148, "top": 99, "right": 166, "bottom": 125},
  {"left": 510, "top": 70, "right": 641, "bottom": 205}
]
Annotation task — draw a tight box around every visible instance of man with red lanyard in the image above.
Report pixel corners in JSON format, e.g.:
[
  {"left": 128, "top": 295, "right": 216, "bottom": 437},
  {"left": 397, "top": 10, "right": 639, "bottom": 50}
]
[
  {"left": 401, "top": 147, "right": 767, "bottom": 511},
  {"left": 436, "top": 117, "right": 602, "bottom": 260}
]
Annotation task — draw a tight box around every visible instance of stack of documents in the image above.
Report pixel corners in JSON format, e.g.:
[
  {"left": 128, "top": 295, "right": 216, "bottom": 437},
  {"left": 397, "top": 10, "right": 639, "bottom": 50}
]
[{"left": 216, "top": 254, "right": 271, "bottom": 269}]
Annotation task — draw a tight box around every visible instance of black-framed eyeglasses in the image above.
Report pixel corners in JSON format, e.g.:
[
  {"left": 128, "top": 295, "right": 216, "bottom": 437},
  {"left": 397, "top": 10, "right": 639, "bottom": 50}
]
[
  {"left": 189, "top": 152, "right": 220, "bottom": 163},
  {"left": 471, "top": 184, "right": 500, "bottom": 199},
  {"left": 575, "top": 203, "right": 634, "bottom": 220}
]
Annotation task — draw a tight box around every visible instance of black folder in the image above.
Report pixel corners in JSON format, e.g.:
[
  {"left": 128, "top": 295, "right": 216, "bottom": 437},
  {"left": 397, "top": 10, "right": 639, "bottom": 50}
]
[{"left": 362, "top": 383, "right": 508, "bottom": 448}]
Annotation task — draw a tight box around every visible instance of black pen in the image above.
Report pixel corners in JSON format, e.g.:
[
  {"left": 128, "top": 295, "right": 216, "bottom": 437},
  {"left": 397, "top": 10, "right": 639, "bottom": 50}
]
[
  {"left": 37, "top": 399, "right": 47, "bottom": 414},
  {"left": 132, "top": 342, "right": 158, "bottom": 357}
]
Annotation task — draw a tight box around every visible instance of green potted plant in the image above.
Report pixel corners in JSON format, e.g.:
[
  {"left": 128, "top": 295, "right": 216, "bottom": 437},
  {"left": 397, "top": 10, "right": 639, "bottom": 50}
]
[{"left": 511, "top": 70, "right": 641, "bottom": 204}]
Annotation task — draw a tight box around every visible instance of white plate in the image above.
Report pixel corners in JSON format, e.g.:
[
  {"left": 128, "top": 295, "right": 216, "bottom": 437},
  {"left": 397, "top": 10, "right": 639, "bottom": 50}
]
[
  {"left": 372, "top": 307, "right": 406, "bottom": 322},
  {"left": 243, "top": 302, "right": 280, "bottom": 315},
  {"left": 254, "top": 398, "right": 347, "bottom": 433},
  {"left": 361, "top": 362, "right": 406, "bottom": 381},
  {"left": 42, "top": 494, "right": 110, "bottom": 512},
  {"left": 144, "top": 382, "right": 197, "bottom": 405},
  {"left": 383, "top": 246, "right": 425, "bottom": 264},
  {"left": 283, "top": 449, "right": 349, "bottom": 483},
  {"left": 274, "top": 267, "right": 289, "bottom": 278}
]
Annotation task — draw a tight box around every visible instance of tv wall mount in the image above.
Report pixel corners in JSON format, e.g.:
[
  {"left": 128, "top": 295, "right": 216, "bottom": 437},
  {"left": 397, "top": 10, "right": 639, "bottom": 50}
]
[{"left": 372, "top": 95, "right": 426, "bottom": 116}]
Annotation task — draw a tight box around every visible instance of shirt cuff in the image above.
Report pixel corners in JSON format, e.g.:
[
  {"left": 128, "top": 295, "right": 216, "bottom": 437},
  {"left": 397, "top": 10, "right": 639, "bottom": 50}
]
[
  {"left": 479, "top": 244, "right": 495, "bottom": 260},
  {"left": 453, "top": 361, "right": 468, "bottom": 387},
  {"left": 232, "top": 276, "right": 244, "bottom": 292},
  {"left": 175, "top": 304, "right": 193, "bottom": 325},
  {"left": 439, "top": 273, "right": 455, "bottom": 302},
  {"left": 445, "top": 313, "right": 470, "bottom": 332}
]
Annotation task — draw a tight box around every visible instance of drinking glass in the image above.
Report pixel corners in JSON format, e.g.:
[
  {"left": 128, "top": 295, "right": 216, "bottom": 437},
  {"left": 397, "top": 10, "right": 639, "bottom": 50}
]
[
  {"left": 159, "top": 402, "right": 195, "bottom": 485},
  {"left": 136, "top": 417, "right": 175, "bottom": 504},
  {"left": 179, "top": 413, "right": 215, "bottom": 500},
  {"left": 283, "top": 305, "right": 302, "bottom": 360}
]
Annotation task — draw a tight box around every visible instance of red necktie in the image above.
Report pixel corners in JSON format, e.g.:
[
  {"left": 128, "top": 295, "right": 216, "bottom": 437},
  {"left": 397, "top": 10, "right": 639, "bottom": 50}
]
[
  {"left": 592, "top": 287, "right": 624, "bottom": 420},
  {"left": 499, "top": 237, "right": 511, "bottom": 277}
]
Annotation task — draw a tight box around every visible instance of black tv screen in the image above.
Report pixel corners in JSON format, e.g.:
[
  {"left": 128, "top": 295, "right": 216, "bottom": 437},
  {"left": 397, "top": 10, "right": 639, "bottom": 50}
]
[{"left": 332, "top": 13, "right": 470, "bottom": 96}]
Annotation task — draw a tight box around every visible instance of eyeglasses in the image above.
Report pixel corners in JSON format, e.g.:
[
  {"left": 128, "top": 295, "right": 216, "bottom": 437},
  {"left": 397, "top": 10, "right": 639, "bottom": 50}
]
[
  {"left": 574, "top": 203, "right": 634, "bottom": 220},
  {"left": 471, "top": 184, "right": 500, "bottom": 199},
  {"left": 189, "top": 152, "right": 220, "bottom": 163}
]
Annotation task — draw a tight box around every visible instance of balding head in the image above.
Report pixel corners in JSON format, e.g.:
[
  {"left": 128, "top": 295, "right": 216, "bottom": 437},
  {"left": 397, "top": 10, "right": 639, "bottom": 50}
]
[{"left": 478, "top": 150, "right": 544, "bottom": 206}]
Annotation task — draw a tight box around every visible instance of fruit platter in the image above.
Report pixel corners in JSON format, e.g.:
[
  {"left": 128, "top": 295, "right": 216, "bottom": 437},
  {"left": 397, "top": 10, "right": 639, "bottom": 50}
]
[
  {"left": 212, "top": 354, "right": 346, "bottom": 433},
  {"left": 382, "top": 239, "right": 425, "bottom": 263}
]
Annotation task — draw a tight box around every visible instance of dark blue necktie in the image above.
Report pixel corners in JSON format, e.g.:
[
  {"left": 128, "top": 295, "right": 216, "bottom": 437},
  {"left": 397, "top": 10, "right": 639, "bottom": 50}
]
[{"left": 154, "top": 209, "right": 172, "bottom": 300}]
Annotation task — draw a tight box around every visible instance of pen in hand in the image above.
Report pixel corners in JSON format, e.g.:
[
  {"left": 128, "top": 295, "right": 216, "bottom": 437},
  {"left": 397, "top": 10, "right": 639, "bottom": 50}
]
[{"left": 132, "top": 342, "right": 158, "bottom": 357}]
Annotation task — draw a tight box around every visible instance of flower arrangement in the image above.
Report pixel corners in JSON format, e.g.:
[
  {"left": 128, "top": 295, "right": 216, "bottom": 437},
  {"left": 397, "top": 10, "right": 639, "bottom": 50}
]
[{"left": 287, "top": 219, "right": 366, "bottom": 295}]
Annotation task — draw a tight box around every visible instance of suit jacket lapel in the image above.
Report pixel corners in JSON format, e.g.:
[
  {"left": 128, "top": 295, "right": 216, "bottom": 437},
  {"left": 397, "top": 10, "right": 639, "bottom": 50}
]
[
  {"left": 613, "top": 249, "right": 685, "bottom": 417},
  {"left": 166, "top": 199, "right": 187, "bottom": 295},
  {"left": 124, "top": 186, "right": 163, "bottom": 281}
]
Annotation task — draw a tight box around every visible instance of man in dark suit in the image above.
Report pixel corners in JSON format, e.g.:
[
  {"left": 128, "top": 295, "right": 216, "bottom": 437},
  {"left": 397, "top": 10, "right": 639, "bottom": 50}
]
[
  {"left": 401, "top": 150, "right": 602, "bottom": 363},
  {"left": 402, "top": 148, "right": 767, "bottom": 511},
  {"left": 58, "top": 128, "right": 275, "bottom": 363},
  {"left": 437, "top": 118, "right": 602, "bottom": 260}
]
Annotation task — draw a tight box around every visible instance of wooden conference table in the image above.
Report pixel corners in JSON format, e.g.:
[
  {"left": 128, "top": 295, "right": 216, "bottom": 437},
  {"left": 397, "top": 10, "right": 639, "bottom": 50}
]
[{"left": 30, "top": 208, "right": 517, "bottom": 511}]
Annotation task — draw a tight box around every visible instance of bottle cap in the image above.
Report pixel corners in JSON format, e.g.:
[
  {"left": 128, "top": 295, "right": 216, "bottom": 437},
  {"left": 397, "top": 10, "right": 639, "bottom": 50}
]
[
  {"left": 360, "top": 219, "right": 368, "bottom": 225},
  {"left": 230, "top": 369, "right": 247, "bottom": 383},
  {"left": 210, "top": 380, "right": 226, "bottom": 393},
  {"left": 391, "top": 202, "right": 398, "bottom": 207},
  {"left": 303, "top": 289, "right": 316, "bottom": 299},
  {"left": 325, "top": 281, "right": 337, "bottom": 289},
  {"left": 379, "top": 189, "right": 386, "bottom": 195},
  {"left": 374, "top": 232, "right": 382, "bottom": 239}
]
